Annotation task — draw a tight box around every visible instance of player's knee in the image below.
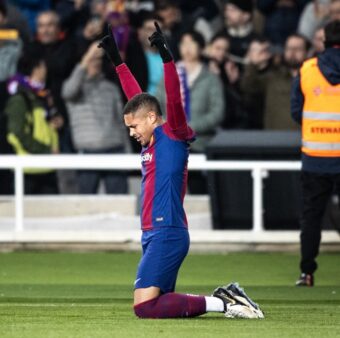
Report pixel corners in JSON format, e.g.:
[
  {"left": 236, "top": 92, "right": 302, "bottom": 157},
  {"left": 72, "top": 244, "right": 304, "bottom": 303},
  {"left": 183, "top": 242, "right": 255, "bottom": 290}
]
[{"left": 133, "top": 298, "right": 158, "bottom": 318}]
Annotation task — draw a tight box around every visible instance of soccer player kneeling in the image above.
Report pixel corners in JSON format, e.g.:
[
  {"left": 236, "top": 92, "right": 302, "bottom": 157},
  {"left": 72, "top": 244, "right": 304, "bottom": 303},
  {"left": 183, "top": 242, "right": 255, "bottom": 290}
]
[{"left": 98, "top": 22, "right": 264, "bottom": 319}]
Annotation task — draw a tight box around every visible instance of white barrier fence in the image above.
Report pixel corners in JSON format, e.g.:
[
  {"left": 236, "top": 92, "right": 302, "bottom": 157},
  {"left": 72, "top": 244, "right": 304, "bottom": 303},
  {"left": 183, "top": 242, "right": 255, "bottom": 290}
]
[{"left": 0, "top": 154, "right": 302, "bottom": 236}]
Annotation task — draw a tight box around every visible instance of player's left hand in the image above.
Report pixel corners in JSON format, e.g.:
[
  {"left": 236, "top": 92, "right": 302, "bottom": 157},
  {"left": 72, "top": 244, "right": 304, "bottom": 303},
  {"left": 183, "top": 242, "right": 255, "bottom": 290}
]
[{"left": 148, "top": 21, "right": 173, "bottom": 63}]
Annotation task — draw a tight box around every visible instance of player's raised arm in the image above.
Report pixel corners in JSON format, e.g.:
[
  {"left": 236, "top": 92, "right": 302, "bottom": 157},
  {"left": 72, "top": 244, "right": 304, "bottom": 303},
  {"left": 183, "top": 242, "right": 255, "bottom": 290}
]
[
  {"left": 148, "top": 22, "right": 188, "bottom": 132},
  {"left": 98, "top": 25, "right": 142, "bottom": 100}
]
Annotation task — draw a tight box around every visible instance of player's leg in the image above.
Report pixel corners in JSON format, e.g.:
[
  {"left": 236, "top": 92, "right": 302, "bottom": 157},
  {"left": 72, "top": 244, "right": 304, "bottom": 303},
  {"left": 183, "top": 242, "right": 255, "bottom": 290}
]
[
  {"left": 133, "top": 227, "right": 207, "bottom": 318},
  {"left": 134, "top": 287, "right": 160, "bottom": 305},
  {"left": 133, "top": 228, "right": 262, "bottom": 318},
  {"left": 134, "top": 286, "right": 263, "bottom": 319},
  {"left": 297, "top": 172, "right": 333, "bottom": 285}
]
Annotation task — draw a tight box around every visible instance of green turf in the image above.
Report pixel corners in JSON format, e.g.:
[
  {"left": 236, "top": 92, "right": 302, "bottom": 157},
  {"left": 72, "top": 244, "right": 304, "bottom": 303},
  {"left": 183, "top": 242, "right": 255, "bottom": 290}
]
[{"left": 0, "top": 251, "right": 339, "bottom": 338}]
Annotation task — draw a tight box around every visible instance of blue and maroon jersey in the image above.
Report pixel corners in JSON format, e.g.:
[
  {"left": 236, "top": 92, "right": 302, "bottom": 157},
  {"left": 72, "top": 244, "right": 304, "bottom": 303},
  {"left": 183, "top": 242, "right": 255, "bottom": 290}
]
[{"left": 116, "top": 61, "right": 195, "bottom": 230}]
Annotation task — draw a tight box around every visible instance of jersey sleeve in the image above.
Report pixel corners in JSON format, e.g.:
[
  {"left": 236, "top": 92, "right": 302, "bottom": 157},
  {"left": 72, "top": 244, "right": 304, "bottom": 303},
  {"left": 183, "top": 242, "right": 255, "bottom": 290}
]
[
  {"left": 163, "top": 61, "right": 195, "bottom": 141},
  {"left": 115, "top": 63, "right": 142, "bottom": 100}
]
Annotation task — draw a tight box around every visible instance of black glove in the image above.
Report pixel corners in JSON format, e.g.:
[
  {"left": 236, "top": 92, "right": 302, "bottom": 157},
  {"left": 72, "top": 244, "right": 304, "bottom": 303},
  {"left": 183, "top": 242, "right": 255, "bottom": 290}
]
[
  {"left": 148, "top": 21, "right": 173, "bottom": 63},
  {"left": 98, "top": 24, "right": 123, "bottom": 66}
]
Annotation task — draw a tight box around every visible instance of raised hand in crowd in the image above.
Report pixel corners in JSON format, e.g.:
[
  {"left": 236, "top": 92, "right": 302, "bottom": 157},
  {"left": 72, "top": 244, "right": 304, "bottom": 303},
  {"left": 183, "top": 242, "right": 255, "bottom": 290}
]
[
  {"left": 224, "top": 60, "right": 240, "bottom": 84},
  {"left": 81, "top": 41, "right": 103, "bottom": 69}
]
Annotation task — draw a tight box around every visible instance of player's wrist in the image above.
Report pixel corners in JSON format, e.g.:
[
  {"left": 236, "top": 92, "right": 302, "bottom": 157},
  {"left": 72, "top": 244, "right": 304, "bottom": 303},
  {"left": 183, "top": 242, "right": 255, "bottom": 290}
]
[{"left": 160, "top": 53, "right": 172, "bottom": 63}]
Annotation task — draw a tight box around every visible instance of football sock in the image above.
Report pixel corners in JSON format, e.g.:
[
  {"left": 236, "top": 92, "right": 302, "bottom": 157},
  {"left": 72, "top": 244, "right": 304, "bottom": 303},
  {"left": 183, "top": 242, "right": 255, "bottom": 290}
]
[
  {"left": 204, "top": 296, "right": 225, "bottom": 312},
  {"left": 134, "top": 292, "right": 206, "bottom": 318}
]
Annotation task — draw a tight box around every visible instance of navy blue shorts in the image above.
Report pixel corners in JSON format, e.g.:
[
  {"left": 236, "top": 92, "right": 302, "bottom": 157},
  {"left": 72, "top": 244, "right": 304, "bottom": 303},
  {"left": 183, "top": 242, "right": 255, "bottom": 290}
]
[{"left": 134, "top": 227, "right": 190, "bottom": 293}]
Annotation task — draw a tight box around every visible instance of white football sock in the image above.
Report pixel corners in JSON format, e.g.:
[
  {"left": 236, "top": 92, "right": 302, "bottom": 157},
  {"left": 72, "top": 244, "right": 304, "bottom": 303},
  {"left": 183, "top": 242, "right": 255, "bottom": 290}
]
[{"left": 204, "top": 296, "right": 224, "bottom": 312}]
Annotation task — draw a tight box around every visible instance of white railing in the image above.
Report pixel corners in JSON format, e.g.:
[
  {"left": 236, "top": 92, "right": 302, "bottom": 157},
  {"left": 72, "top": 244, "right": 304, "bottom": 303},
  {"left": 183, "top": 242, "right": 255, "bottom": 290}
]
[{"left": 0, "top": 154, "right": 301, "bottom": 234}]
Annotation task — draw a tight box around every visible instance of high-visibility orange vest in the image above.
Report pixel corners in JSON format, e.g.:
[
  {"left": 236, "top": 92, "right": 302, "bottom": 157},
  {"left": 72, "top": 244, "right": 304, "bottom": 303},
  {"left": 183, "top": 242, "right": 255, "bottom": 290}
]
[{"left": 300, "top": 57, "right": 340, "bottom": 157}]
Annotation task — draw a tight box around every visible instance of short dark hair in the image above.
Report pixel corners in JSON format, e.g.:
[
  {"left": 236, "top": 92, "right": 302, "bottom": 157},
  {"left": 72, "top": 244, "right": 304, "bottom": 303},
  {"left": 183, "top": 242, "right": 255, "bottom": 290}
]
[
  {"left": 180, "top": 30, "right": 205, "bottom": 50},
  {"left": 286, "top": 33, "right": 310, "bottom": 51},
  {"left": 210, "top": 32, "right": 230, "bottom": 45},
  {"left": 324, "top": 20, "right": 340, "bottom": 47},
  {"left": 123, "top": 93, "right": 162, "bottom": 116},
  {"left": 17, "top": 44, "right": 45, "bottom": 76},
  {"left": 251, "top": 36, "right": 271, "bottom": 45}
]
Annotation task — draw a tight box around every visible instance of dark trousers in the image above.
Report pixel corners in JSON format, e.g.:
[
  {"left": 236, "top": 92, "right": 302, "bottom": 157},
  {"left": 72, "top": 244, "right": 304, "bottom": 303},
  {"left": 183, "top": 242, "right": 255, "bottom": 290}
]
[
  {"left": 77, "top": 147, "right": 128, "bottom": 194},
  {"left": 300, "top": 171, "right": 340, "bottom": 274},
  {"left": 24, "top": 172, "right": 59, "bottom": 195}
]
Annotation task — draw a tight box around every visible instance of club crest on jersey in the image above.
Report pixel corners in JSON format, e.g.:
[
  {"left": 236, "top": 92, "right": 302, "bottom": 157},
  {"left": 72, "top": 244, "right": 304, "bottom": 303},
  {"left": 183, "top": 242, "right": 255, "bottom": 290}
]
[{"left": 141, "top": 152, "right": 153, "bottom": 163}]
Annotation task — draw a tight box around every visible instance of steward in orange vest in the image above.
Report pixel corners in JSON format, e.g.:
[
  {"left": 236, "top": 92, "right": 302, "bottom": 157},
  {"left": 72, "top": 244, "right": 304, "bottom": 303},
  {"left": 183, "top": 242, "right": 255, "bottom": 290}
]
[
  {"left": 291, "top": 20, "right": 340, "bottom": 287},
  {"left": 292, "top": 26, "right": 340, "bottom": 172}
]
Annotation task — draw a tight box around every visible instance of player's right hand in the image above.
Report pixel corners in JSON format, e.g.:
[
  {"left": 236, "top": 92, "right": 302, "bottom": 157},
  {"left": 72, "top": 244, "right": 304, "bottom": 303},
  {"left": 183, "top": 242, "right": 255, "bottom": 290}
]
[{"left": 98, "top": 24, "right": 123, "bottom": 66}]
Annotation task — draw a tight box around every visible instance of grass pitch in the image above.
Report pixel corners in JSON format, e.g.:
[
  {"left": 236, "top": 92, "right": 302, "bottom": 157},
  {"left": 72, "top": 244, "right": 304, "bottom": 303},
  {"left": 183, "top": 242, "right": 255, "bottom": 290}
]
[{"left": 0, "top": 251, "right": 339, "bottom": 338}]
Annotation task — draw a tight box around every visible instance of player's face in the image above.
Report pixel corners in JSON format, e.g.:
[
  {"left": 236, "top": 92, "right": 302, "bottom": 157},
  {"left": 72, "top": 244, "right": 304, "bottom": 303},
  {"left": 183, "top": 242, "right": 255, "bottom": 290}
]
[{"left": 124, "top": 110, "right": 157, "bottom": 147}]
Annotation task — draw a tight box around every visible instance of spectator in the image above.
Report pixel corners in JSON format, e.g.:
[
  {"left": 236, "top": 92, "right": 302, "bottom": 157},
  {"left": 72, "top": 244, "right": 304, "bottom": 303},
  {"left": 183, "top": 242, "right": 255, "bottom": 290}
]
[
  {"left": 62, "top": 42, "right": 128, "bottom": 194},
  {"left": 257, "top": 0, "right": 310, "bottom": 49},
  {"left": 0, "top": 2, "right": 22, "bottom": 83},
  {"left": 75, "top": 3, "right": 106, "bottom": 60},
  {"left": 240, "top": 37, "right": 273, "bottom": 129},
  {"left": 33, "top": 10, "right": 78, "bottom": 152},
  {"left": 204, "top": 33, "right": 248, "bottom": 128},
  {"left": 292, "top": 20, "right": 340, "bottom": 287},
  {"left": 179, "top": 0, "right": 221, "bottom": 22},
  {"left": 0, "top": 1, "right": 21, "bottom": 194},
  {"left": 242, "top": 34, "right": 310, "bottom": 130},
  {"left": 329, "top": 0, "right": 340, "bottom": 20},
  {"left": 106, "top": 0, "right": 130, "bottom": 53},
  {"left": 298, "top": 0, "right": 330, "bottom": 42},
  {"left": 125, "top": 12, "right": 163, "bottom": 95},
  {"left": 33, "top": 10, "right": 79, "bottom": 193},
  {"left": 5, "top": 45, "right": 59, "bottom": 194},
  {"left": 155, "top": 0, "right": 213, "bottom": 60},
  {"left": 221, "top": 0, "right": 257, "bottom": 62},
  {"left": 8, "top": 0, "right": 50, "bottom": 35},
  {"left": 3, "top": 0, "right": 32, "bottom": 43},
  {"left": 54, "top": 0, "right": 90, "bottom": 36},
  {"left": 76, "top": 1, "right": 135, "bottom": 84},
  {"left": 177, "top": 0, "right": 223, "bottom": 34},
  {"left": 156, "top": 30, "right": 224, "bottom": 194}
]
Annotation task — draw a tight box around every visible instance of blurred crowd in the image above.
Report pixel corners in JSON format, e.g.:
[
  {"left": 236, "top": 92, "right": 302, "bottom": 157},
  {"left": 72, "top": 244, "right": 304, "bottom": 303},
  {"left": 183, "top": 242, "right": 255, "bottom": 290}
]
[{"left": 0, "top": 0, "right": 339, "bottom": 195}]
